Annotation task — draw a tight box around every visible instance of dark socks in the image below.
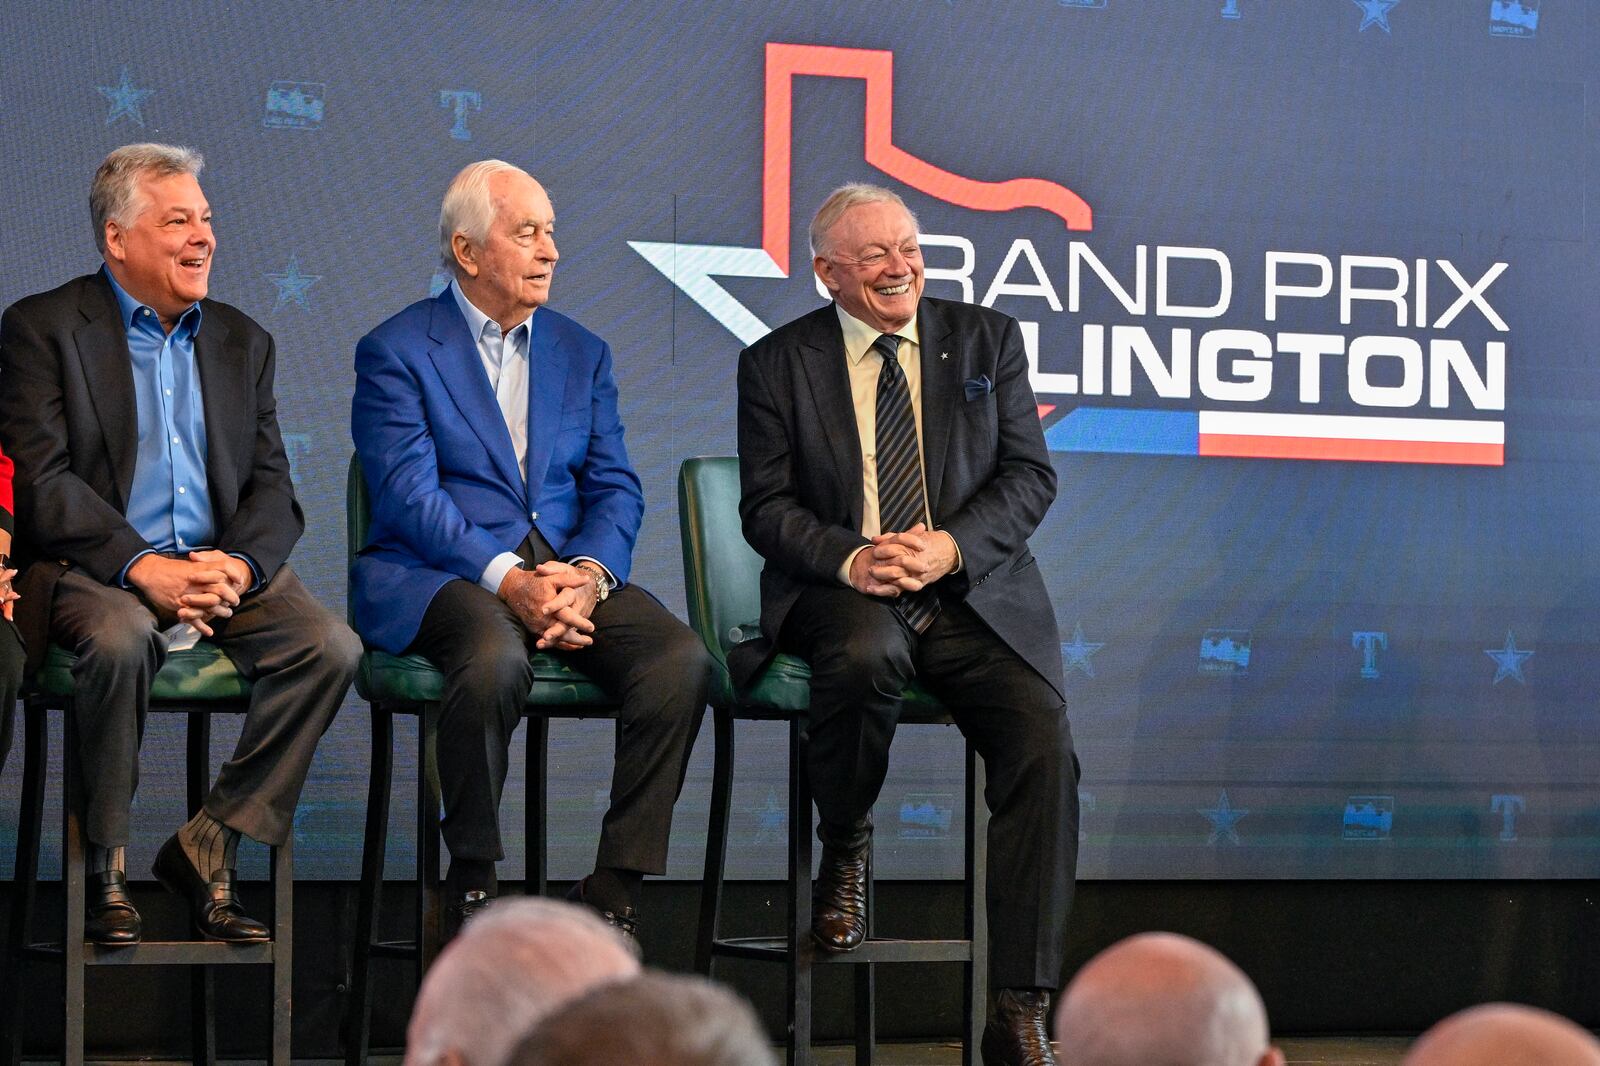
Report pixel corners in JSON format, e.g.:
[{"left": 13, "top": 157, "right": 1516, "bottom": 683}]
[
  {"left": 87, "top": 843, "right": 125, "bottom": 875},
  {"left": 585, "top": 866, "right": 642, "bottom": 914},
  {"left": 178, "top": 810, "right": 239, "bottom": 879}
]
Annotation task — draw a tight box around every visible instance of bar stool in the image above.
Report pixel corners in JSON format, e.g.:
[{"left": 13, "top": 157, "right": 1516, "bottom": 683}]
[
  {"left": 341, "top": 455, "right": 621, "bottom": 1065},
  {"left": 1, "top": 643, "right": 291, "bottom": 1066},
  {"left": 677, "top": 456, "right": 989, "bottom": 1066}
]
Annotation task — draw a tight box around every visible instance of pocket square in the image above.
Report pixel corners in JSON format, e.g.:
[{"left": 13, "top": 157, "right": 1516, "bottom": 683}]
[{"left": 964, "top": 375, "right": 993, "bottom": 401}]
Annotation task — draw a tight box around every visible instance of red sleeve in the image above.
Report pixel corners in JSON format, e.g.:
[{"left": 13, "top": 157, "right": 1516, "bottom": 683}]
[{"left": 0, "top": 442, "right": 13, "bottom": 523}]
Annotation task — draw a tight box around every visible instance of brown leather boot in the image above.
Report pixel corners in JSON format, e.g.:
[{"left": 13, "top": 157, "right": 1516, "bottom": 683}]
[
  {"left": 980, "top": 988, "right": 1056, "bottom": 1066},
  {"left": 811, "top": 818, "right": 870, "bottom": 953}
]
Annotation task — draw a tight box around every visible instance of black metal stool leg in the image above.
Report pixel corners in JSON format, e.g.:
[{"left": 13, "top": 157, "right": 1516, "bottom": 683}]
[
  {"left": 418, "top": 705, "right": 443, "bottom": 974},
  {"left": 526, "top": 715, "right": 550, "bottom": 897},
  {"left": 270, "top": 837, "right": 293, "bottom": 1066},
  {"left": 854, "top": 846, "right": 875, "bottom": 1065},
  {"left": 345, "top": 703, "right": 394, "bottom": 1066},
  {"left": 695, "top": 707, "right": 734, "bottom": 976},
  {"left": 185, "top": 712, "right": 217, "bottom": 1066},
  {"left": 3, "top": 698, "right": 47, "bottom": 1066},
  {"left": 964, "top": 743, "right": 990, "bottom": 1066},
  {"left": 62, "top": 709, "right": 86, "bottom": 1066},
  {"left": 786, "top": 716, "right": 813, "bottom": 1066}
]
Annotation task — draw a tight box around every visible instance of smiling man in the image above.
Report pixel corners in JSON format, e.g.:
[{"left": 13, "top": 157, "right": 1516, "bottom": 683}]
[
  {"left": 735, "top": 184, "right": 1079, "bottom": 1066},
  {"left": 351, "top": 160, "right": 708, "bottom": 948},
  {"left": 0, "top": 143, "right": 360, "bottom": 945}
]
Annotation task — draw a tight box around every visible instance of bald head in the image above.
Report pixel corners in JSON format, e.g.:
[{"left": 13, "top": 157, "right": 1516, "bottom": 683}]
[
  {"left": 1053, "top": 933, "right": 1283, "bottom": 1066},
  {"left": 404, "top": 898, "right": 640, "bottom": 1066},
  {"left": 1404, "top": 1004, "right": 1600, "bottom": 1066}
]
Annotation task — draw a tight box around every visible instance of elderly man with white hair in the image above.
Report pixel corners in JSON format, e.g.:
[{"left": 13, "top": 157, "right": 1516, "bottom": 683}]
[
  {"left": 351, "top": 160, "right": 710, "bottom": 946},
  {"left": 404, "top": 897, "right": 640, "bottom": 1066},
  {"left": 1403, "top": 1003, "right": 1600, "bottom": 1066},
  {"left": 1052, "top": 932, "right": 1284, "bottom": 1066}
]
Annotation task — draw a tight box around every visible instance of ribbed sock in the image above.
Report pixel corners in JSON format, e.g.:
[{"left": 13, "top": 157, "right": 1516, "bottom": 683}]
[
  {"left": 586, "top": 866, "right": 642, "bottom": 913},
  {"left": 86, "top": 843, "right": 125, "bottom": 875},
  {"left": 178, "top": 810, "right": 240, "bottom": 879}
]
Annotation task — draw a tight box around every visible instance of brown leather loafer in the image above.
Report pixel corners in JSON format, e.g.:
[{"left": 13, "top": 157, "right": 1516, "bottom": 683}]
[
  {"left": 85, "top": 869, "right": 142, "bottom": 945},
  {"left": 981, "top": 988, "right": 1056, "bottom": 1066},
  {"left": 152, "top": 833, "right": 270, "bottom": 943},
  {"left": 811, "top": 821, "right": 870, "bottom": 954}
]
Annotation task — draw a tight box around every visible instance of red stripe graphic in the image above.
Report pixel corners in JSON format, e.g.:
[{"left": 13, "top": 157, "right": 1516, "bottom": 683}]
[
  {"left": 1199, "top": 434, "right": 1504, "bottom": 466},
  {"left": 762, "top": 43, "right": 1094, "bottom": 271}
]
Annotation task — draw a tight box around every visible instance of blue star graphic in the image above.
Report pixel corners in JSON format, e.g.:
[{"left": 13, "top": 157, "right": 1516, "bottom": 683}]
[
  {"left": 97, "top": 67, "right": 155, "bottom": 127},
  {"left": 1061, "top": 622, "right": 1105, "bottom": 678},
  {"left": 1485, "top": 631, "right": 1533, "bottom": 685},
  {"left": 1199, "top": 790, "right": 1249, "bottom": 845},
  {"left": 1352, "top": 0, "right": 1399, "bottom": 33},
  {"left": 266, "top": 255, "right": 321, "bottom": 311}
]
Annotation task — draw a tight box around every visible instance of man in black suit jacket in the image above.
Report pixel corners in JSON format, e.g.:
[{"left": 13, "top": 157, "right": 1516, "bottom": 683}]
[
  {"left": 737, "top": 184, "right": 1078, "bottom": 1066},
  {"left": 0, "top": 144, "right": 359, "bottom": 946}
]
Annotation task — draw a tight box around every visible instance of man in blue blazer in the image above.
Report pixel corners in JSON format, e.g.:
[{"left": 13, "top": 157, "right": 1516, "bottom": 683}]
[{"left": 351, "top": 160, "right": 708, "bottom": 947}]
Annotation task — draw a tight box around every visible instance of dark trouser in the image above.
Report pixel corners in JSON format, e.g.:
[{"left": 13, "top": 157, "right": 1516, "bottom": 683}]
[
  {"left": 50, "top": 565, "right": 360, "bottom": 848},
  {"left": 780, "top": 586, "right": 1079, "bottom": 990},
  {"left": 0, "top": 620, "right": 21, "bottom": 777},
  {"left": 407, "top": 542, "right": 710, "bottom": 874}
]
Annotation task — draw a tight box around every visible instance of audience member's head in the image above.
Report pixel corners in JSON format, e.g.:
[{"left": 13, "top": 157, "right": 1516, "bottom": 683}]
[
  {"left": 1053, "top": 932, "right": 1284, "bottom": 1066},
  {"left": 505, "top": 971, "right": 777, "bottom": 1066},
  {"left": 1403, "top": 1003, "right": 1600, "bottom": 1066},
  {"left": 404, "top": 898, "right": 640, "bottom": 1066}
]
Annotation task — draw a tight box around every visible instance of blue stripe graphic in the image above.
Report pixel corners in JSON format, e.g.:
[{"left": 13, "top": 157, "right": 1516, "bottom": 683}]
[{"left": 1044, "top": 408, "right": 1199, "bottom": 456}]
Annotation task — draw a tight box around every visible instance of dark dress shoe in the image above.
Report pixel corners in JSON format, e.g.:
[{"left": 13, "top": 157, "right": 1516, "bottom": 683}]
[
  {"left": 981, "top": 988, "right": 1056, "bottom": 1066},
  {"left": 152, "top": 834, "right": 270, "bottom": 943},
  {"left": 85, "top": 869, "right": 142, "bottom": 945},
  {"left": 444, "top": 889, "right": 493, "bottom": 941},
  {"left": 811, "top": 823, "right": 870, "bottom": 954},
  {"left": 567, "top": 877, "right": 642, "bottom": 958}
]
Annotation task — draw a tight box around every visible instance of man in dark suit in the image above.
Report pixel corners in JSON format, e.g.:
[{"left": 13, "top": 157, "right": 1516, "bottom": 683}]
[
  {"left": 736, "top": 184, "right": 1078, "bottom": 1066},
  {"left": 0, "top": 143, "right": 360, "bottom": 945},
  {"left": 351, "top": 160, "right": 708, "bottom": 947}
]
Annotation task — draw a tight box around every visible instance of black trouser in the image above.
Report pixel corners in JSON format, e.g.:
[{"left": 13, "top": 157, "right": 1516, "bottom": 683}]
[
  {"left": 407, "top": 535, "right": 710, "bottom": 874},
  {"left": 50, "top": 565, "right": 360, "bottom": 848},
  {"left": 780, "top": 586, "right": 1079, "bottom": 990}
]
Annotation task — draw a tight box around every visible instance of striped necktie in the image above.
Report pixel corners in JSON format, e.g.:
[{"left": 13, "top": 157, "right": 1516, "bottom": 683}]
[{"left": 872, "top": 333, "right": 940, "bottom": 633}]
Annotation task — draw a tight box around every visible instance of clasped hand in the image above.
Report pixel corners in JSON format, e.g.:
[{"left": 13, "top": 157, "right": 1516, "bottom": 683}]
[
  {"left": 499, "top": 561, "right": 599, "bottom": 651},
  {"left": 127, "top": 550, "right": 252, "bottom": 637},
  {"left": 848, "top": 523, "right": 957, "bottom": 598}
]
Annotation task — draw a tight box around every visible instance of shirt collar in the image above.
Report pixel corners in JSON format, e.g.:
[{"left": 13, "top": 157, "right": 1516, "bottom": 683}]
[
  {"left": 450, "top": 279, "right": 530, "bottom": 353},
  {"left": 102, "top": 265, "right": 202, "bottom": 339},
  {"left": 835, "top": 301, "right": 920, "bottom": 366}
]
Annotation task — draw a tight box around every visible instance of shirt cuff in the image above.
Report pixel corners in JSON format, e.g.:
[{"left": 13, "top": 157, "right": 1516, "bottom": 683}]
[
  {"left": 838, "top": 545, "right": 870, "bottom": 586},
  {"left": 480, "top": 551, "right": 524, "bottom": 594},
  {"left": 119, "top": 548, "right": 157, "bottom": 588},
  {"left": 565, "top": 556, "right": 618, "bottom": 590},
  {"left": 226, "top": 552, "right": 263, "bottom": 593}
]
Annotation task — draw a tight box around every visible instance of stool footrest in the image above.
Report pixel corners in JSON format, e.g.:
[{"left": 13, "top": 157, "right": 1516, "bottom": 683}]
[
  {"left": 87, "top": 940, "right": 278, "bottom": 965},
  {"left": 21, "top": 942, "right": 64, "bottom": 958},
  {"left": 713, "top": 935, "right": 976, "bottom": 965},
  {"left": 371, "top": 939, "right": 418, "bottom": 959}
]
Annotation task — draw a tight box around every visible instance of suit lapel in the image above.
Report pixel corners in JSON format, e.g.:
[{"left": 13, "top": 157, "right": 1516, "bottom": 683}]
[
  {"left": 797, "top": 308, "right": 864, "bottom": 530},
  {"left": 917, "top": 300, "right": 958, "bottom": 518},
  {"left": 73, "top": 278, "right": 139, "bottom": 509},
  {"left": 427, "top": 294, "right": 524, "bottom": 497},
  {"left": 194, "top": 307, "right": 244, "bottom": 510},
  {"left": 522, "top": 308, "right": 569, "bottom": 502}
]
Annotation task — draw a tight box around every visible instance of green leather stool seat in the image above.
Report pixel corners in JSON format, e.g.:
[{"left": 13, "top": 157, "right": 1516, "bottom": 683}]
[
  {"left": 36, "top": 641, "right": 253, "bottom": 701},
  {"left": 355, "top": 650, "right": 612, "bottom": 708}
]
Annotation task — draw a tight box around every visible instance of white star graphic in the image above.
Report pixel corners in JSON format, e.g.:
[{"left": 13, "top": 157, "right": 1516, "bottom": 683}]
[
  {"left": 1484, "top": 631, "right": 1533, "bottom": 685},
  {"left": 97, "top": 67, "right": 155, "bottom": 127},
  {"left": 1199, "top": 790, "right": 1249, "bottom": 845},
  {"left": 1352, "top": 0, "right": 1399, "bottom": 33},
  {"left": 266, "top": 255, "right": 322, "bottom": 311},
  {"left": 1061, "top": 622, "right": 1105, "bottom": 678}
]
